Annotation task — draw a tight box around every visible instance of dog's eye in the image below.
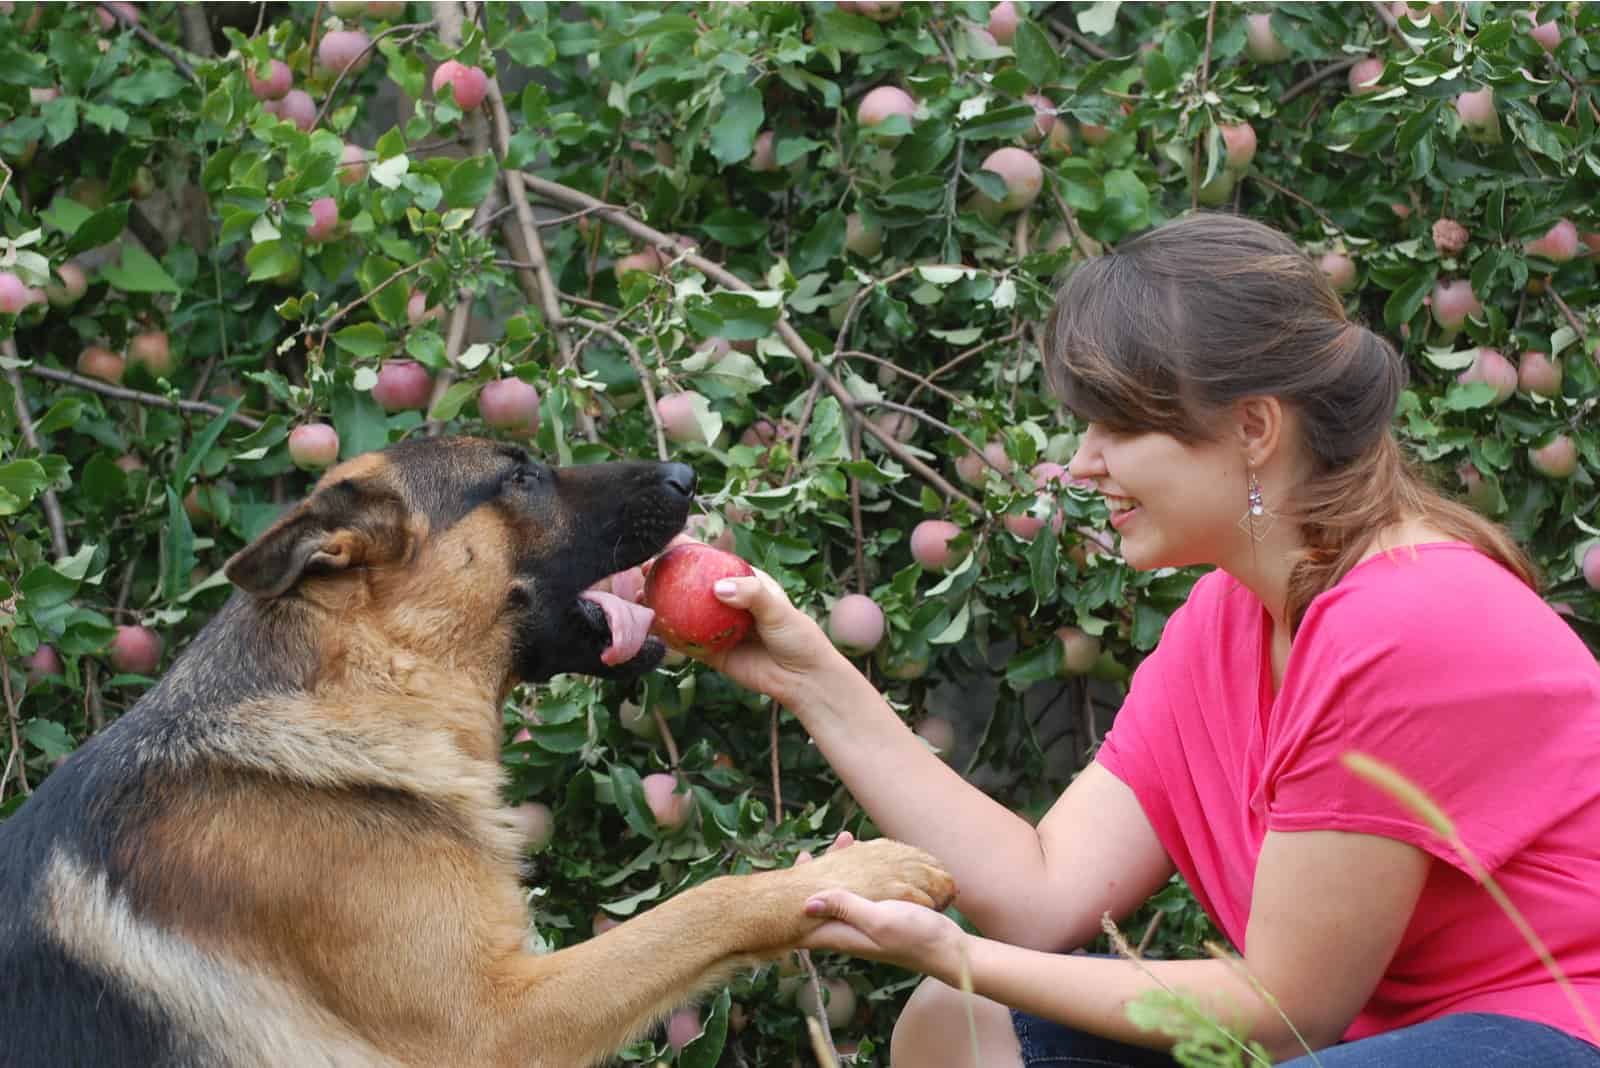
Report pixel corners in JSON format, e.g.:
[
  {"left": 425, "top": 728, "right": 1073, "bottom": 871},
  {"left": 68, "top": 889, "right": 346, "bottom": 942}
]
[{"left": 508, "top": 465, "right": 541, "bottom": 488}]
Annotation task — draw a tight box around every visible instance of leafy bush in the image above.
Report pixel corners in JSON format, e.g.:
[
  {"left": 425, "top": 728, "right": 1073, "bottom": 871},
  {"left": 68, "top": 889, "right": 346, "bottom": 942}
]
[{"left": 1, "top": 2, "right": 1595, "bottom": 1062}]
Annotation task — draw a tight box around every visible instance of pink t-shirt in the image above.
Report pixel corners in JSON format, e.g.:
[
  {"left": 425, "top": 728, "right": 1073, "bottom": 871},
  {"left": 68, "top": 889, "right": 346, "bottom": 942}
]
[{"left": 1097, "top": 543, "right": 1600, "bottom": 1044}]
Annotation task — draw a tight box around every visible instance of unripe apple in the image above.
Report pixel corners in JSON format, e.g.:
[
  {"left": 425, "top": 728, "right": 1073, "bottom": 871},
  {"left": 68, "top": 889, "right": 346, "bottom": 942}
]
[
  {"left": 1524, "top": 219, "right": 1579, "bottom": 264},
  {"left": 1318, "top": 253, "right": 1357, "bottom": 294},
  {"left": 276, "top": 88, "right": 316, "bottom": 131},
  {"left": 508, "top": 802, "right": 554, "bottom": 852},
  {"left": 665, "top": 1006, "right": 701, "bottom": 1051},
  {"left": 246, "top": 58, "right": 292, "bottom": 101},
  {"left": 1219, "top": 123, "right": 1256, "bottom": 170},
  {"left": 955, "top": 440, "right": 1013, "bottom": 486},
  {"left": 44, "top": 262, "right": 89, "bottom": 308},
  {"left": 642, "top": 542, "right": 756, "bottom": 657},
  {"left": 613, "top": 247, "right": 665, "bottom": 281},
  {"left": 914, "top": 716, "right": 956, "bottom": 759},
  {"left": 432, "top": 59, "right": 488, "bottom": 111},
  {"left": 877, "top": 646, "right": 929, "bottom": 680},
  {"left": 976, "top": 147, "right": 1043, "bottom": 213},
  {"left": 1580, "top": 543, "right": 1600, "bottom": 592},
  {"left": 845, "top": 212, "right": 883, "bottom": 257},
  {"left": 1454, "top": 87, "right": 1499, "bottom": 142},
  {"left": 641, "top": 772, "right": 693, "bottom": 831},
  {"left": 1517, "top": 350, "right": 1562, "bottom": 399},
  {"left": 1431, "top": 279, "right": 1481, "bottom": 331},
  {"left": 828, "top": 593, "right": 885, "bottom": 655},
  {"left": 798, "top": 977, "right": 858, "bottom": 1029},
  {"left": 1528, "top": 16, "right": 1560, "bottom": 52},
  {"left": 857, "top": 86, "right": 916, "bottom": 129},
  {"left": 476, "top": 378, "right": 541, "bottom": 438},
  {"left": 1457, "top": 348, "right": 1517, "bottom": 405},
  {"left": 110, "top": 625, "right": 162, "bottom": 675},
  {"left": 1431, "top": 218, "right": 1468, "bottom": 257},
  {"left": 1055, "top": 626, "right": 1100, "bottom": 676},
  {"left": 406, "top": 290, "right": 442, "bottom": 325},
  {"left": 656, "top": 391, "right": 708, "bottom": 445},
  {"left": 339, "top": 143, "right": 370, "bottom": 185},
  {"left": 306, "top": 197, "right": 339, "bottom": 242},
  {"left": 1529, "top": 435, "right": 1578, "bottom": 479},
  {"left": 128, "top": 330, "right": 173, "bottom": 377},
  {"left": 317, "top": 30, "right": 372, "bottom": 76},
  {"left": 25, "top": 644, "right": 62, "bottom": 683},
  {"left": 1195, "top": 167, "right": 1236, "bottom": 207},
  {"left": 1244, "top": 13, "right": 1290, "bottom": 62},
  {"left": 909, "top": 519, "right": 964, "bottom": 571},
  {"left": 1348, "top": 57, "right": 1384, "bottom": 96},
  {"left": 372, "top": 359, "right": 433, "bottom": 411},
  {"left": 749, "top": 129, "right": 779, "bottom": 172},
  {"left": 0, "top": 271, "right": 43, "bottom": 313},
  {"left": 988, "top": 0, "right": 1019, "bottom": 44},
  {"left": 77, "top": 345, "right": 125, "bottom": 384},
  {"left": 288, "top": 423, "right": 340, "bottom": 470}
]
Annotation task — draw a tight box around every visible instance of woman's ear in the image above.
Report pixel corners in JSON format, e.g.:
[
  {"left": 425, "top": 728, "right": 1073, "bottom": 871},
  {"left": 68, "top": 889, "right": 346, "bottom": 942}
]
[{"left": 1233, "top": 396, "right": 1285, "bottom": 467}]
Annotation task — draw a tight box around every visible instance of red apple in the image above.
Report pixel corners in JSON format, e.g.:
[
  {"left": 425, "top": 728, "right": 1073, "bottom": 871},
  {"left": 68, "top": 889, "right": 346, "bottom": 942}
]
[
  {"left": 1580, "top": 544, "right": 1600, "bottom": 592},
  {"left": 988, "top": 0, "right": 1019, "bottom": 44},
  {"left": 665, "top": 1006, "right": 701, "bottom": 1051},
  {"left": 77, "top": 345, "right": 125, "bottom": 384},
  {"left": 1517, "top": 351, "right": 1562, "bottom": 399},
  {"left": 1529, "top": 435, "right": 1578, "bottom": 479},
  {"left": 1318, "top": 253, "right": 1357, "bottom": 294},
  {"left": 909, "top": 519, "right": 964, "bottom": 571},
  {"left": 44, "top": 262, "right": 89, "bottom": 308},
  {"left": 0, "top": 271, "right": 42, "bottom": 313},
  {"left": 288, "top": 423, "right": 340, "bottom": 470},
  {"left": 1021, "top": 93, "right": 1057, "bottom": 144},
  {"left": 827, "top": 593, "right": 885, "bottom": 655},
  {"left": 109, "top": 625, "right": 162, "bottom": 675},
  {"left": 857, "top": 86, "right": 916, "bottom": 128},
  {"left": 749, "top": 130, "right": 779, "bottom": 172},
  {"left": 1432, "top": 218, "right": 1468, "bottom": 257},
  {"left": 372, "top": 359, "right": 433, "bottom": 411},
  {"left": 479, "top": 378, "right": 541, "bottom": 438},
  {"left": 246, "top": 58, "right": 292, "bottom": 101},
  {"left": 1245, "top": 13, "right": 1290, "bottom": 62},
  {"left": 1431, "top": 279, "right": 1481, "bottom": 331},
  {"left": 1457, "top": 348, "right": 1517, "bottom": 405},
  {"left": 1528, "top": 16, "right": 1560, "bottom": 52},
  {"left": 613, "top": 247, "right": 665, "bottom": 281},
  {"left": 306, "top": 197, "right": 339, "bottom": 242},
  {"left": 977, "top": 147, "right": 1043, "bottom": 213},
  {"left": 641, "top": 542, "right": 756, "bottom": 657},
  {"left": 1079, "top": 122, "right": 1111, "bottom": 146},
  {"left": 276, "top": 88, "right": 316, "bottom": 131},
  {"left": 25, "top": 644, "right": 62, "bottom": 683},
  {"left": 508, "top": 802, "right": 554, "bottom": 852},
  {"left": 1524, "top": 219, "right": 1579, "bottom": 264},
  {"left": 1348, "top": 57, "right": 1384, "bottom": 96},
  {"left": 845, "top": 213, "right": 883, "bottom": 257},
  {"left": 641, "top": 772, "right": 693, "bottom": 831},
  {"left": 914, "top": 715, "right": 956, "bottom": 759},
  {"left": 432, "top": 59, "right": 488, "bottom": 111},
  {"left": 656, "top": 391, "right": 708, "bottom": 445},
  {"left": 128, "top": 330, "right": 174, "bottom": 377},
  {"left": 1055, "top": 626, "right": 1101, "bottom": 676},
  {"left": 1219, "top": 123, "right": 1256, "bottom": 170},
  {"left": 339, "top": 143, "right": 371, "bottom": 185},
  {"left": 1454, "top": 87, "right": 1499, "bottom": 142},
  {"left": 317, "top": 30, "right": 372, "bottom": 76}
]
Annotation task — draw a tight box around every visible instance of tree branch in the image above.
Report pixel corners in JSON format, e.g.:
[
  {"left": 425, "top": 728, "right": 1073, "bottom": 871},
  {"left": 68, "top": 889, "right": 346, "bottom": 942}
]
[
  {"left": 4, "top": 342, "right": 69, "bottom": 560},
  {"left": 21, "top": 365, "right": 264, "bottom": 430},
  {"left": 1279, "top": 57, "right": 1362, "bottom": 105}
]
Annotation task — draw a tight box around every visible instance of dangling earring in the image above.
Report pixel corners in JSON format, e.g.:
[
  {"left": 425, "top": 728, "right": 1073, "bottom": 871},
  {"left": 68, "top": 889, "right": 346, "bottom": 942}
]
[{"left": 1238, "top": 467, "right": 1276, "bottom": 542}]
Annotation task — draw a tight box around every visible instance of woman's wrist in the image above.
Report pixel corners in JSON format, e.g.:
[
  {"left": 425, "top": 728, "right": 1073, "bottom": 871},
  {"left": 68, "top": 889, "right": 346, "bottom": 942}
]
[{"left": 781, "top": 646, "right": 873, "bottom": 723}]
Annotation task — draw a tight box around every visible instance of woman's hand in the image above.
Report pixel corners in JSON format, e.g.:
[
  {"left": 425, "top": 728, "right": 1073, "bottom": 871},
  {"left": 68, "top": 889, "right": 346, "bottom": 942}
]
[
  {"left": 698, "top": 566, "right": 847, "bottom": 708},
  {"left": 800, "top": 890, "right": 968, "bottom": 983}
]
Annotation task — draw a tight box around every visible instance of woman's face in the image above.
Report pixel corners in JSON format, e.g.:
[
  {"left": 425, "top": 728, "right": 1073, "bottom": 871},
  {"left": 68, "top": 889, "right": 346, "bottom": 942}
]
[{"left": 1066, "top": 421, "right": 1249, "bottom": 572}]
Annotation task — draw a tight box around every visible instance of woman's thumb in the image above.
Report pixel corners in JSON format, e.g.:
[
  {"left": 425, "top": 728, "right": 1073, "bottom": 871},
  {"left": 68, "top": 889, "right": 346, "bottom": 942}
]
[{"left": 804, "top": 891, "right": 853, "bottom": 921}]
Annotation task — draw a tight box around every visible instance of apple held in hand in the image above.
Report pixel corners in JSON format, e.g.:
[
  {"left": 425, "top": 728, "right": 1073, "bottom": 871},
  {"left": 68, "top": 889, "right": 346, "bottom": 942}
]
[{"left": 641, "top": 542, "right": 756, "bottom": 657}]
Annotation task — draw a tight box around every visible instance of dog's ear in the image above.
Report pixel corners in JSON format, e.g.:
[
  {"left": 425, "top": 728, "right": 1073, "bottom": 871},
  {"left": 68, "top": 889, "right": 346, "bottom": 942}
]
[{"left": 224, "top": 479, "right": 411, "bottom": 599}]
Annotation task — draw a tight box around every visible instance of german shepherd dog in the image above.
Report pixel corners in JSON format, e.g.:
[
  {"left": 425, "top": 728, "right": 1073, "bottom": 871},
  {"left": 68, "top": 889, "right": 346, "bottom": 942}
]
[{"left": 0, "top": 436, "right": 955, "bottom": 1067}]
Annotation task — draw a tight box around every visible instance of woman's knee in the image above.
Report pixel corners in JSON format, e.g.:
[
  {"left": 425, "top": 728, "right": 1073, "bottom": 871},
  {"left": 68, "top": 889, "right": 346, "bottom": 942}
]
[{"left": 891, "top": 977, "right": 1021, "bottom": 1068}]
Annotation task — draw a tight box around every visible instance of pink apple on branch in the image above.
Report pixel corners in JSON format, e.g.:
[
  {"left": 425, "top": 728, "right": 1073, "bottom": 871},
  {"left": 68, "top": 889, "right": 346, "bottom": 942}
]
[
  {"left": 317, "top": 30, "right": 372, "bottom": 76},
  {"left": 909, "top": 519, "right": 965, "bottom": 571},
  {"left": 432, "top": 60, "right": 488, "bottom": 111},
  {"left": 77, "top": 345, "right": 125, "bottom": 384},
  {"left": 1516, "top": 351, "right": 1562, "bottom": 399},
  {"left": 857, "top": 86, "right": 916, "bottom": 129},
  {"left": 1430, "top": 279, "right": 1481, "bottom": 330},
  {"left": 641, "top": 773, "right": 693, "bottom": 832},
  {"left": 478, "top": 377, "right": 541, "bottom": 438},
  {"left": 1456, "top": 348, "right": 1517, "bottom": 405},
  {"left": 110, "top": 625, "right": 162, "bottom": 675},
  {"left": 44, "top": 262, "right": 89, "bottom": 308},
  {"left": 1523, "top": 219, "right": 1579, "bottom": 264},
  {"left": 288, "top": 423, "right": 340, "bottom": 470},
  {"left": 306, "top": 197, "right": 339, "bottom": 242},
  {"left": 1245, "top": 13, "right": 1290, "bottom": 62},
  {"left": 246, "top": 58, "right": 292, "bottom": 101},
  {"left": 1528, "top": 435, "right": 1578, "bottom": 480},
  {"left": 128, "top": 330, "right": 173, "bottom": 377},
  {"left": 827, "top": 593, "right": 885, "bottom": 655},
  {"left": 372, "top": 359, "right": 433, "bottom": 411}
]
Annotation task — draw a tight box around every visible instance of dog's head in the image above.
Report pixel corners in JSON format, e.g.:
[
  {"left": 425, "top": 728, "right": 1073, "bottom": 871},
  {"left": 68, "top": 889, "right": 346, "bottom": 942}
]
[{"left": 222, "top": 437, "right": 694, "bottom": 688}]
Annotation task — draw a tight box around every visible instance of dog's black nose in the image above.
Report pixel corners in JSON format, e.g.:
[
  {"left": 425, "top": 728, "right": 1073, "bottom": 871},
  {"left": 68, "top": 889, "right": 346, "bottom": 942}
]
[{"left": 661, "top": 463, "right": 696, "bottom": 500}]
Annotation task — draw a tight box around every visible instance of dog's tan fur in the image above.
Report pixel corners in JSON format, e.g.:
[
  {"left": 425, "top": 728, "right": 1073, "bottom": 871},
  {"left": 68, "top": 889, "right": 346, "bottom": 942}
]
[{"left": 2, "top": 438, "right": 954, "bottom": 1067}]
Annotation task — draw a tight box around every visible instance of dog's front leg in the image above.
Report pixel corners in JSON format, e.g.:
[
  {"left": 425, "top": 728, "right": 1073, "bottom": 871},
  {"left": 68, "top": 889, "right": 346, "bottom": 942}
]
[{"left": 480, "top": 838, "right": 954, "bottom": 1068}]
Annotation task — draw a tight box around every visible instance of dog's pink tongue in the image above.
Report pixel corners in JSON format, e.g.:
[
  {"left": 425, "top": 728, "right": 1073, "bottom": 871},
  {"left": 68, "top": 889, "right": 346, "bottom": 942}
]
[{"left": 580, "top": 590, "right": 656, "bottom": 666}]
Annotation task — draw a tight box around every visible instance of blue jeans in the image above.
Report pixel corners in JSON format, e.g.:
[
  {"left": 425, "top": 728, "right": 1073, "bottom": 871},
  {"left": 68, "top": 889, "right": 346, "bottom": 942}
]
[{"left": 1011, "top": 1009, "right": 1600, "bottom": 1067}]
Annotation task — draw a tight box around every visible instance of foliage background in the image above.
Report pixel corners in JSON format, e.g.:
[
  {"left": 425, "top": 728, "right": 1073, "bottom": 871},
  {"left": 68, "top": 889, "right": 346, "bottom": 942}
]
[{"left": 2, "top": 1, "right": 1596, "bottom": 1063}]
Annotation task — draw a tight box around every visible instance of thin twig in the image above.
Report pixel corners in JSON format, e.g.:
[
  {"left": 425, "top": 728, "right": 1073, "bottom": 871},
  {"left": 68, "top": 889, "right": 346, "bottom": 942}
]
[
  {"left": 836, "top": 350, "right": 975, "bottom": 413},
  {"left": 4, "top": 343, "right": 69, "bottom": 559},
  {"left": 2, "top": 656, "right": 29, "bottom": 797},
  {"left": 768, "top": 700, "right": 782, "bottom": 830},
  {"left": 651, "top": 706, "right": 682, "bottom": 770},
  {"left": 556, "top": 316, "right": 668, "bottom": 461},
  {"left": 905, "top": 329, "right": 1025, "bottom": 407},
  {"left": 1192, "top": 1, "right": 1219, "bottom": 214},
  {"left": 1045, "top": 17, "right": 1112, "bottom": 60},
  {"left": 98, "top": 2, "right": 199, "bottom": 83},
  {"left": 1048, "top": 189, "right": 1099, "bottom": 260},
  {"left": 1546, "top": 285, "right": 1593, "bottom": 369},
  {"left": 21, "top": 366, "right": 263, "bottom": 430},
  {"left": 849, "top": 421, "right": 866, "bottom": 595},
  {"left": 1249, "top": 172, "right": 1338, "bottom": 230},
  {"left": 1278, "top": 57, "right": 1362, "bottom": 105}
]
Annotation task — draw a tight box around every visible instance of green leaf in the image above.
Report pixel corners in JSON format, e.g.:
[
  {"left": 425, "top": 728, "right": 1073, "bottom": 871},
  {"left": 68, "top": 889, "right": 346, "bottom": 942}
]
[
  {"left": 0, "top": 459, "right": 48, "bottom": 514},
  {"left": 442, "top": 155, "right": 499, "bottom": 210},
  {"left": 62, "top": 203, "right": 129, "bottom": 256},
  {"left": 34, "top": 398, "right": 85, "bottom": 436},
  {"left": 813, "top": 10, "right": 887, "bottom": 53},
  {"left": 332, "top": 382, "right": 390, "bottom": 458},
  {"left": 1078, "top": 0, "right": 1122, "bottom": 35},
  {"left": 1382, "top": 265, "right": 1436, "bottom": 330},
  {"left": 791, "top": 208, "right": 845, "bottom": 276},
  {"left": 1014, "top": 22, "right": 1059, "bottom": 87},
  {"left": 101, "top": 243, "right": 181, "bottom": 294},
  {"left": 332, "top": 322, "right": 390, "bottom": 359},
  {"left": 161, "top": 486, "right": 196, "bottom": 601},
  {"left": 680, "top": 989, "right": 731, "bottom": 1068},
  {"left": 177, "top": 398, "right": 241, "bottom": 489},
  {"left": 23, "top": 719, "right": 76, "bottom": 761},
  {"left": 429, "top": 379, "right": 480, "bottom": 422},
  {"left": 957, "top": 103, "right": 1038, "bottom": 141},
  {"left": 709, "top": 83, "right": 764, "bottom": 166},
  {"left": 608, "top": 763, "right": 660, "bottom": 840}
]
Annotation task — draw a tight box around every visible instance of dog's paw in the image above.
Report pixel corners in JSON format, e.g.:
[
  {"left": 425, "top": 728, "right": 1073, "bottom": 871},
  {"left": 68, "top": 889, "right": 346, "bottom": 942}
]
[{"left": 798, "top": 839, "right": 956, "bottom": 912}]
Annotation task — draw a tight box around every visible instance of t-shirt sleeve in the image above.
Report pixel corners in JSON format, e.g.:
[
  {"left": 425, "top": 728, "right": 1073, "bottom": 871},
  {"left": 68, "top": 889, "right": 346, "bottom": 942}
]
[{"left": 1258, "top": 557, "right": 1586, "bottom": 874}]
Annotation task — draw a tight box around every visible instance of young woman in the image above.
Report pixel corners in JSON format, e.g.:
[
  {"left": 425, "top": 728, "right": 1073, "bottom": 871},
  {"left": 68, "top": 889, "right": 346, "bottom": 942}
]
[{"left": 699, "top": 215, "right": 1600, "bottom": 1066}]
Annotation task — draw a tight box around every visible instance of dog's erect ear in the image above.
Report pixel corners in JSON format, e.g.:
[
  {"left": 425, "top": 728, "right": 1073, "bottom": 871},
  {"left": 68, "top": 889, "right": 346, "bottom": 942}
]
[{"left": 224, "top": 479, "right": 411, "bottom": 599}]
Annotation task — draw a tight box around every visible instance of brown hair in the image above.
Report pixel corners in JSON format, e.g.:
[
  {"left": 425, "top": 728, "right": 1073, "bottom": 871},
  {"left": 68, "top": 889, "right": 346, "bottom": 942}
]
[{"left": 1041, "top": 213, "right": 1535, "bottom": 630}]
